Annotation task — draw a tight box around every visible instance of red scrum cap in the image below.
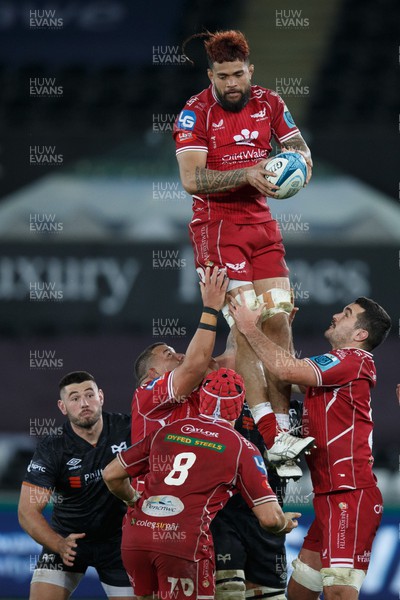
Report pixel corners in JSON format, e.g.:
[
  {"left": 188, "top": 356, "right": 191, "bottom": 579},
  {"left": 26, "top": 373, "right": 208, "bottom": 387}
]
[{"left": 200, "top": 368, "right": 245, "bottom": 421}]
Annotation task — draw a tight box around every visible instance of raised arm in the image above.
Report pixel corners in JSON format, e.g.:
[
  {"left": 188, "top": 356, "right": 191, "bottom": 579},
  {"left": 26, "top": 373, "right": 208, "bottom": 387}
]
[
  {"left": 18, "top": 484, "right": 85, "bottom": 566},
  {"left": 171, "top": 266, "right": 228, "bottom": 399},
  {"left": 177, "top": 150, "right": 280, "bottom": 197},
  {"left": 230, "top": 290, "right": 318, "bottom": 387}
]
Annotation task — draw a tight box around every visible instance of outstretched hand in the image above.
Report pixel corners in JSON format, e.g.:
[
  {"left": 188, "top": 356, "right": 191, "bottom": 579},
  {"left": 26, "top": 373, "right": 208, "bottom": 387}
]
[{"left": 199, "top": 266, "right": 229, "bottom": 311}]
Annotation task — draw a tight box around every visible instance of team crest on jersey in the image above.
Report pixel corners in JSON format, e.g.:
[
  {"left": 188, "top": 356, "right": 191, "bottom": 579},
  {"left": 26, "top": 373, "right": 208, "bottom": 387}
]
[
  {"left": 309, "top": 353, "right": 341, "bottom": 371},
  {"left": 250, "top": 107, "right": 268, "bottom": 121},
  {"left": 111, "top": 442, "right": 128, "bottom": 454},
  {"left": 233, "top": 129, "right": 259, "bottom": 146},
  {"left": 225, "top": 261, "right": 246, "bottom": 272}
]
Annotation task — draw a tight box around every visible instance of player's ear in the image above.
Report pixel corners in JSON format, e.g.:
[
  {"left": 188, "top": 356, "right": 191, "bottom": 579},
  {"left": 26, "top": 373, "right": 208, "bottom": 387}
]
[
  {"left": 148, "top": 366, "right": 159, "bottom": 380},
  {"left": 354, "top": 328, "right": 369, "bottom": 344},
  {"left": 207, "top": 68, "right": 214, "bottom": 83},
  {"left": 248, "top": 63, "right": 254, "bottom": 77},
  {"left": 57, "top": 398, "right": 67, "bottom": 416},
  {"left": 98, "top": 389, "right": 104, "bottom": 406}
]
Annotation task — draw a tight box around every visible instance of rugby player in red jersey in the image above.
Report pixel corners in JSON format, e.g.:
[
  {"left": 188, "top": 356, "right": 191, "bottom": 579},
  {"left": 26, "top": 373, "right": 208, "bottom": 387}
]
[
  {"left": 230, "top": 294, "right": 391, "bottom": 600},
  {"left": 173, "top": 30, "right": 314, "bottom": 476},
  {"left": 103, "top": 368, "right": 301, "bottom": 600},
  {"left": 130, "top": 265, "right": 227, "bottom": 447}
]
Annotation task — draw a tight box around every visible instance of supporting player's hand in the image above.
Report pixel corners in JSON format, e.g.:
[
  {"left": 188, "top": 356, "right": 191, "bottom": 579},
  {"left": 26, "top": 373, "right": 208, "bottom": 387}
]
[
  {"left": 199, "top": 266, "right": 229, "bottom": 311},
  {"left": 280, "top": 511, "right": 301, "bottom": 534},
  {"left": 244, "top": 159, "right": 280, "bottom": 198},
  {"left": 57, "top": 532, "right": 86, "bottom": 566},
  {"left": 229, "top": 289, "right": 264, "bottom": 333}
]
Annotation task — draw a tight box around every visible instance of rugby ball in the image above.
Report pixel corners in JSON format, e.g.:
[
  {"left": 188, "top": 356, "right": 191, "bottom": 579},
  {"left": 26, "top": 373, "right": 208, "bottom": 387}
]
[{"left": 264, "top": 152, "right": 307, "bottom": 199}]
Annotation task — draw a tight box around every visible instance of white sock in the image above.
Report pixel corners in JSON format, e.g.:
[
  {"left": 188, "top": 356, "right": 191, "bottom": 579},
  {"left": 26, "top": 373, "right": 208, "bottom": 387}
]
[
  {"left": 250, "top": 402, "right": 273, "bottom": 424},
  {"left": 276, "top": 413, "right": 290, "bottom": 431}
]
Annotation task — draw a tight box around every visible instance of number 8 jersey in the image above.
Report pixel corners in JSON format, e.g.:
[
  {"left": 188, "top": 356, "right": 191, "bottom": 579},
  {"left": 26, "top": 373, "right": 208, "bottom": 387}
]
[{"left": 118, "top": 414, "right": 277, "bottom": 561}]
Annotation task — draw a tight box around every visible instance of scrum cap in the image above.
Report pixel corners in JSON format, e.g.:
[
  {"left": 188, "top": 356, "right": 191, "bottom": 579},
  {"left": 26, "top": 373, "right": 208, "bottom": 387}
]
[{"left": 200, "top": 368, "right": 245, "bottom": 421}]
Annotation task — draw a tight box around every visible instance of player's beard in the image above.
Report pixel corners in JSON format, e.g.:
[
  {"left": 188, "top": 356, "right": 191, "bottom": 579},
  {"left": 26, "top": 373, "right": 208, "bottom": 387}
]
[
  {"left": 215, "top": 86, "right": 251, "bottom": 112},
  {"left": 70, "top": 407, "right": 102, "bottom": 429}
]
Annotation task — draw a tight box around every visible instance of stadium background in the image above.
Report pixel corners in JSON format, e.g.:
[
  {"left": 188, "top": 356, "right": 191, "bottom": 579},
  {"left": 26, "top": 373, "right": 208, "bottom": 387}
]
[{"left": 0, "top": 0, "right": 399, "bottom": 597}]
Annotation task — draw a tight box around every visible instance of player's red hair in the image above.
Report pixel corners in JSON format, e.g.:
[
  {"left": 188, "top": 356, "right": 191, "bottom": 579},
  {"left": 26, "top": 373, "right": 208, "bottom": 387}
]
[
  {"left": 182, "top": 30, "right": 250, "bottom": 66},
  {"left": 205, "top": 30, "right": 250, "bottom": 65}
]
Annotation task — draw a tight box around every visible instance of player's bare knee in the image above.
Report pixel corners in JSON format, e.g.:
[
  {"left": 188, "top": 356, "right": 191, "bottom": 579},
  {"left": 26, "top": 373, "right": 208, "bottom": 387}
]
[{"left": 216, "top": 569, "right": 246, "bottom": 600}]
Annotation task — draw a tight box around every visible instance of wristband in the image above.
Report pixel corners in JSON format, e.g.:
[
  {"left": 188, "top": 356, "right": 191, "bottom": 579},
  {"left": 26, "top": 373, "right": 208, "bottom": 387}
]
[
  {"left": 200, "top": 311, "right": 218, "bottom": 327},
  {"left": 198, "top": 323, "right": 217, "bottom": 332},
  {"left": 202, "top": 307, "right": 219, "bottom": 316}
]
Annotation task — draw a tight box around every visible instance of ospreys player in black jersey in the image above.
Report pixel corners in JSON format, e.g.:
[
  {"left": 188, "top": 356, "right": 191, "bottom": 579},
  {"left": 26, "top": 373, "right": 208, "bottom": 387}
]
[
  {"left": 18, "top": 371, "right": 134, "bottom": 600},
  {"left": 211, "top": 396, "right": 303, "bottom": 600}
]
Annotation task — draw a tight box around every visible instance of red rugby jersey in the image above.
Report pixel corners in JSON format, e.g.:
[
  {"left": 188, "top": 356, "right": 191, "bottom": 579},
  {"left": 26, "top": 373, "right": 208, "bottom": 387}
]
[
  {"left": 119, "top": 415, "right": 277, "bottom": 561},
  {"left": 131, "top": 371, "right": 200, "bottom": 444},
  {"left": 303, "top": 348, "right": 378, "bottom": 494},
  {"left": 173, "top": 84, "right": 300, "bottom": 224}
]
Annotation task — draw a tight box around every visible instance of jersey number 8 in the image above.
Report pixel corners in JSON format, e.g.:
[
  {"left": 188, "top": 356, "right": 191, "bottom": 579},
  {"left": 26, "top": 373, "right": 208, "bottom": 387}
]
[{"left": 164, "top": 452, "right": 197, "bottom": 486}]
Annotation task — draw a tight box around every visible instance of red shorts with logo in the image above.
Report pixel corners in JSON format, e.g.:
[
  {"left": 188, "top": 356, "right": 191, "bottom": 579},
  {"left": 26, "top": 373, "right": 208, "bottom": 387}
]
[
  {"left": 122, "top": 549, "right": 215, "bottom": 599},
  {"left": 302, "top": 486, "right": 383, "bottom": 571},
  {"left": 189, "top": 219, "right": 289, "bottom": 281}
]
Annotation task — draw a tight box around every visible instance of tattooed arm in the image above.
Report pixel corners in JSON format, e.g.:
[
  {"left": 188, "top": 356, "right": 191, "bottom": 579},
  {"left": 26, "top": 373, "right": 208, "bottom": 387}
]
[
  {"left": 177, "top": 150, "right": 280, "bottom": 198},
  {"left": 280, "top": 134, "right": 313, "bottom": 184}
]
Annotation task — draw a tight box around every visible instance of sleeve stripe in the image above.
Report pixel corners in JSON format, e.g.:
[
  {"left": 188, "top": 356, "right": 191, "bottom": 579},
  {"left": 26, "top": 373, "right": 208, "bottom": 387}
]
[
  {"left": 278, "top": 129, "right": 300, "bottom": 143},
  {"left": 253, "top": 496, "right": 278, "bottom": 506},
  {"left": 117, "top": 452, "right": 128, "bottom": 469},
  {"left": 176, "top": 146, "right": 208, "bottom": 155},
  {"left": 304, "top": 358, "right": 322, "bottom": 386}
]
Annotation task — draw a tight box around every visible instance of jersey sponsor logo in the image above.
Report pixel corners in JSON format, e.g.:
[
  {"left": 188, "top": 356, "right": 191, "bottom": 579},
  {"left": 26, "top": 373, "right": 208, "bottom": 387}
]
[
  {"left": 84, "top": 469, "right": 102, "bottom": 483},
  {"left": 177, "top": 109, "right": 196, "bottom": 130},
  {"left": 181, "top": 424, "right": 219, "bottom": 438},
  {"left": 357, "top": 550, "right": 371, "bottom": 563},
  {"left": 233, "top": 128, "right": 259, "bottom": 146},
  {"left": 27, "top": 461, "right": 46, "bottom": 473},
  {"left": 221, "top": 148, "right": 268, "bottom": 163},
  {"left": 253, "top": 455, "right": 268, "bottom": 476},
  {"left": 309, "top": 353, "right": 341, "bottom": 371},
  {"left": 66, "top": 458, "right": 82, "bottom": 470},
  {"left": 111, "top": 441, "right": 128, "bottom": 454},
  {"left": 69, "top": 476, "right": 81, "bottom": 488},
  {"left": 338, "top": 502, "right": 348, "bottom": 510},
  {"left": 212, "top": 118, "right": 224, "bottom": 128},
  {"left": 164, "top": 433, "right": 226, "bottom": 453},
  {"left": 142, "top": 495, "right": 184, "bottom": 516},
  {"left": 225, "top": 261, "right": 246, "bottom": 272},
  {"left": 217, "top": 553, "right": 231, "bottom": 563},
  {"left": 374, "top": 504, "right": 384, "bottom": 514},
  {"left": 283, "top": 110, "right": 296, "bottom": 128},
  {"left": 177, "top": 131, "right": 196, "bottom": 143}
]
